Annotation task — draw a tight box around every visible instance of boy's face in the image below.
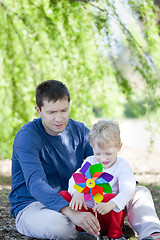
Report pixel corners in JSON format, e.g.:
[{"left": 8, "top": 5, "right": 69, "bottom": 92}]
[
  {"left": 35, "top": 98, "right": 70, "bottom": 136},
  {"left": 93, "top": 143, "right": 122, "bottom": 169}
]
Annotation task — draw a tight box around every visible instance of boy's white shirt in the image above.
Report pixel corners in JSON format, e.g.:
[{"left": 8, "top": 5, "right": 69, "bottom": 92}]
[{"left": 68, "top": 156, "right": 136, "bottom": 212}]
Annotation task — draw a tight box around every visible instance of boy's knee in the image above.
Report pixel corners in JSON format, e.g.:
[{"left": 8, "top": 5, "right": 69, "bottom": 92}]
[
  {"left": 59, "top": 191, "right": 72, "bottom": 202},
  {"left": 102, "top": 193, "right": 117, "bottom": 202}
]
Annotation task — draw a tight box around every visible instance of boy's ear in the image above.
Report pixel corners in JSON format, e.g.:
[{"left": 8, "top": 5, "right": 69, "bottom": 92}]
[
  {"left": 118, "top": 143, "right": 123, "bottom": 151},
  {"left": 35, "top": 105, "right": 41, "bottom": 117}
]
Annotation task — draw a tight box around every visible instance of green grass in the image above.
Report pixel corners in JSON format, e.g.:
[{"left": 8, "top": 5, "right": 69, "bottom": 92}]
[{"left": 0, "top": 175, "right": 11, "bottom": 185}]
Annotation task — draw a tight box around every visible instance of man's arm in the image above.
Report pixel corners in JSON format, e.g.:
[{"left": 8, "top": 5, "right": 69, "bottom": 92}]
[
  {"left": 82, "top": 123, "right": 94, "bottom": 159},
  {"left": 13, "top": 130, "right": 69, "bottom": 212},
  {"left": 60, "top": 206, "right": 100, "bottom": 237}
]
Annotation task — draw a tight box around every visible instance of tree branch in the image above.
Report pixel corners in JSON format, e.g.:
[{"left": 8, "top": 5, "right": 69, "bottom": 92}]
[{"left": 81, "top": 0, "right": 160, "bottom": 77}]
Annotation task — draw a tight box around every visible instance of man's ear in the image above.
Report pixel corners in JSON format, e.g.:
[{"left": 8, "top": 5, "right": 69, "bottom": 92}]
[
  {"left": 35, "top": 105, "right": 41, "bottom": 117},
  {"left": 118, "top": 143, "right": 123, "bottom": 152}
]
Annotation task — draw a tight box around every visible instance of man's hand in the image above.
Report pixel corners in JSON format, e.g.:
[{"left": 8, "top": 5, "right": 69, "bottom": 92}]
[
  {"left": 93, "top": 201, "right": 116, "bottom": 215},
  {"left": 69, "top": 192, "right": 88, "bottom": 210},
  {"left": 60, "top": 206, "right": 100, "bottom": 237}
]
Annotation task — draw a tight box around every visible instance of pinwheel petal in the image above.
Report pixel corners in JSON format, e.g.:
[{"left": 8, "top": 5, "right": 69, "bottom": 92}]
[
  {"left": 76, "top": 182, "right": 87, "bottom": 188},
  {"left": 81, "top": 186, "right": 90, "bottom": 193},
  {"left": 73, "top": 173, "right": 86, "bottom": 184},
  {"left": 84, "top": 192, "right": 91, "bottom": 201},
  {"left": 89, "top": 163, "right": 103, "bottom": 178},
  {"left": 80, "top": 162, "right": 91, "bottom": 175},
  {"left": 85, "top": 168, "right": 91, "bottom": 179},
  {"left": 95, "top": 177, "right": 109, "bottom": 185},
  {"left": 94, "top": 185, "right": 103, "bottom": 196},
  {"left": 92, "top": 172, "right": 102, "bottom": 181},
  {"left": 90, "top": 188, "right": 94, "bottom": 199},
  {"left": 96, "top": 183, "right": 112, "bottom": 193},
  {"left": 100, "top": 172, "right": 113, "bottom": 182},
  {"left": 90, "top": 187, "right": 98, "bottom": 197},
  {"left": 93, "top": 192, "right": 104, "bottom": 203},
  {"left": 73, "top": 184, "right": 83, "bottom": 193}
]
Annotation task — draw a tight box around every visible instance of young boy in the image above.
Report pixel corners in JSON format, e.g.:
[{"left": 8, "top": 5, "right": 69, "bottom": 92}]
[{"left": 66, "top": 120, "right": 136, "bottom": 239}]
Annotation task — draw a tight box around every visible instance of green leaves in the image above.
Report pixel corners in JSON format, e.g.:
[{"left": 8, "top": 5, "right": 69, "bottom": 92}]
[{"left": 0, "top": 0, "right": 160, "bottom": 158}]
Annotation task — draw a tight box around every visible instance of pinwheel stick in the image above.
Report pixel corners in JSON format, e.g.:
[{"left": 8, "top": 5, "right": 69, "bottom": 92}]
[
  {"left": 94, "top": 206, "right": 99, "bottom": 240},
  {"left": 73, "top": 162, "right": 113, "bottom": 240}
]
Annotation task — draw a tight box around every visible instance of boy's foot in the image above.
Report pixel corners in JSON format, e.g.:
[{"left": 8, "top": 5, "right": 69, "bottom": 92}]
[
  {"left": 142, "top": 233, "right": 160, "bottom": 240},
  {"left": 76, "top": 232, "right": 101, "bottom": 239},
  {"left": 109, "top": 235, "right": 127, "bottom": 240}
]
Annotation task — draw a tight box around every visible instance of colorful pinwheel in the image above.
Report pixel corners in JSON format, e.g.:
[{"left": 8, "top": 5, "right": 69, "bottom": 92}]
[{"left": 73, "top": 162, "right": 113, "bottom": 203}]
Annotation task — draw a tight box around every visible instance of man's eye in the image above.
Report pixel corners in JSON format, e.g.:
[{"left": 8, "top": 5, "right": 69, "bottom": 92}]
[{"left": 62, "top": 109, "right": 68, "bottom": 112}]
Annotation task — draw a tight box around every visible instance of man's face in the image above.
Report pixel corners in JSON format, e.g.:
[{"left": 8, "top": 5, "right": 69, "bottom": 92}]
[{"left": 35, "top": 98, "right": 70, "bottom": 136}]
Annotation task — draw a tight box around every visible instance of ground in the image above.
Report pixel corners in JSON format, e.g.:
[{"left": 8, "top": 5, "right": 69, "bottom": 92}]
[
  {"left": 0, "top": 119, "right": 160, "bottom": 239},
  {"left": 0, "top": 179, "right": 160, "bottom": 240}
]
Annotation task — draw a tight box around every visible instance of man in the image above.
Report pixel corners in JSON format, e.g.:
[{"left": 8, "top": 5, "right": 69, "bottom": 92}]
[{"left": 9, "top": 80, "right": 160, "bottom": 240}]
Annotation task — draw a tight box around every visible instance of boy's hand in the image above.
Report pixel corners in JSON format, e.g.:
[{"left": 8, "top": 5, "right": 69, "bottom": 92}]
[
  {"left": 69, "top": 192, "right": 88, "bottom": 210},
  {"left": 93, "top": 201, "right": 116, "bottom": 215}
]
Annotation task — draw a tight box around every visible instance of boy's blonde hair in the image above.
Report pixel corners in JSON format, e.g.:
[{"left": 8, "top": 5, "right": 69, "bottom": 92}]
[{"left": 89, "top": 120, "right": 121, "bottom": 149}]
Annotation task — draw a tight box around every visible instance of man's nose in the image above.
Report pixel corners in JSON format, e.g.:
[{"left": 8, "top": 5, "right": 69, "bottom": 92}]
[{"left": 55, "top": 112, "right": 62, "bottom": 121}]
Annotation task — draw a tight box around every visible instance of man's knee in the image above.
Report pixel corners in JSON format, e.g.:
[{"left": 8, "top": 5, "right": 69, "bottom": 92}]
[
  {"left": 45, "top": 212, "right": 77, "bottom": 239},
  {"left": 135, "top": 186, "right": 151, "bottom": 199}
]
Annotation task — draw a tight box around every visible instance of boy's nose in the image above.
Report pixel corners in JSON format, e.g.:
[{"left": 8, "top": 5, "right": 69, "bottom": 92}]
[{"left": 100, "top": 155, "right": 106, "bottom": 161}]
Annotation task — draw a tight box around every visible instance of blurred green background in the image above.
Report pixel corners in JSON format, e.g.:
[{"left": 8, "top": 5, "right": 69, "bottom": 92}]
[{"left": 0, "top": 0, "right": 160, "bottom": 159}]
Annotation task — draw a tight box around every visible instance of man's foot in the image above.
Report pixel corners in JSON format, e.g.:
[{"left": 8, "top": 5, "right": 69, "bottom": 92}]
[
  {"left": 141, "top": 233, "right": 160, "bottom": 240},
  {"left": 76, "top": 232, "right": 101, "bottom": 239},
  {"left": 109, "top": 235, "right": 127, "bottom": 240},
  {"left": 122, "top": 222, "right": 135, "bottom": 239}
]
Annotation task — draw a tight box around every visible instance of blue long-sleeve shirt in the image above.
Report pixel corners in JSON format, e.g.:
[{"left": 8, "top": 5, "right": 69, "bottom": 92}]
[{"left": 9, "top": 118, "right": 93, "bottom": 218}]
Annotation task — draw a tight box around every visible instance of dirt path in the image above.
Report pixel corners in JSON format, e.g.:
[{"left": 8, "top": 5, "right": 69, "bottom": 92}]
[
  {"left": 120, "top": 119, "right": 160, "bottom": 184},
  {"left": 1, "top": 119, "right": 160, "bottom": 177},
  {"left": 120, "top": 119, "right": 160, "bottom": 174}
]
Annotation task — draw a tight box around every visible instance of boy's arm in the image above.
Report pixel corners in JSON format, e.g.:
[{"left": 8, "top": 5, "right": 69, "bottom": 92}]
[{"left": 110, "top": 160, "right": 136, "bottom": 212}]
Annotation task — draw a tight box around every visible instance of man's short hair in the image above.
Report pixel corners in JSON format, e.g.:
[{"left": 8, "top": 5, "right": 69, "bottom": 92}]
[
  {"left": 89, "top": 120, "right": 121, "bottom": 149},
  {"left": 36, "top": 80, "right": 70, "bottom": 109}
]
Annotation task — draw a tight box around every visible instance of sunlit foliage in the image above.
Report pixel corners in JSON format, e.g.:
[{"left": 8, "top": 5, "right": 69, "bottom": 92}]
[{"left": 0, "top": 0, "right": 160, "bottom": 158}]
